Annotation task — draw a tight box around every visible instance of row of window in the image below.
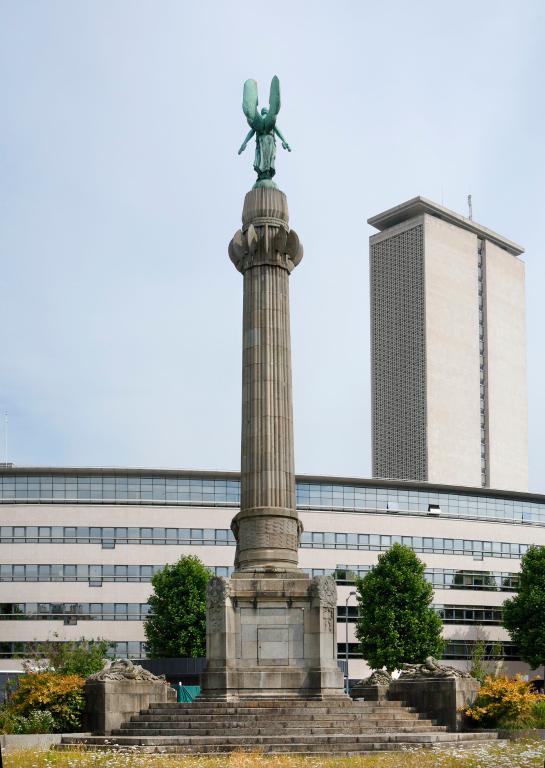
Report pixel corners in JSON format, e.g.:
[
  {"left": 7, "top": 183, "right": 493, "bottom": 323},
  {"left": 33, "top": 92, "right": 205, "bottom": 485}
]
[
  {"left": 0, "top": 603, "right": 151, "bottom": 621},
  {"left": 0, "top": 526, "right": 531, "bottom": 559},
  {"left": 0, "top": 639, "right": 517, "bottom": 662},
  {"left": 339, "top": 642, "right": 519, "bottom": 660},
  {"left": 0, "top": 563, "right": 519, "bottom": 592},
  {"left": 1, "top": 473, "right": 543, "bottom": 524},
  {"left": 0, "top": 526, "right": 236, "bottom": 546},
  {"left": 0, "top": 564, "right": 232, "bottom": 582},
  {"left": 0, "top": 602, "right": 505, "bottom": 625},
  {"left": 300, "top": 532, "right": 529, "bottom": 559},
  {"left": 0, "top": 641, "right": 147, "bottom": 659},
  {"left": 337, "top": 605, "right": 504, "bottom": 625},
  {"left": 331, "top": 566, "right": 519, "bottom": 591}
]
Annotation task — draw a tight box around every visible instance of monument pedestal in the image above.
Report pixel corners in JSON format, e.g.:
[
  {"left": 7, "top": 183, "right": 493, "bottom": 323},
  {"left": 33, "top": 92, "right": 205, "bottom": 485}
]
[{"left": 201, "top": 572, "right": 345, "bottom": 700}]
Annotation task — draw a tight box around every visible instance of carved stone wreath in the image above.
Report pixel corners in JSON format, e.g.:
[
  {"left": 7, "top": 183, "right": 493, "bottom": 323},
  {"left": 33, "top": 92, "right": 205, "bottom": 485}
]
[
  {"left": 308, "top": 574, "right": 337, "bottom": 608},
  {"left": 398, "top": 656, "right": 471, "bottom": 680},
  {"left": 87, "top": 658, "right": 163, "bottom": 682},
  {"left": 360, "top": 669, "right": 392, "bottom": 686}
]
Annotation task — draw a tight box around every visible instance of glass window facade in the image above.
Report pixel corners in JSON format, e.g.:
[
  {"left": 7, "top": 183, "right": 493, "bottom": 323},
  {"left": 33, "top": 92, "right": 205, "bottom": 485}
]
[
  {"left": 0, "top": 527, "right": 236, "bottom": 546},
  {"left": 338, "top": 642, "right": 519, "bottom": 660},
  {"left": 300, "top": 532, "right": 529, "bottom": 559},
  {"left": 0, "top": 603, "right": 151, "bottom": 621},
  {"left": 0, "top": 564, "right": 233, "bottom": 582},
  {"left": 0, "top": 526, "right": 530, "bottom": 559},
  {"left": 333, "top": 565, "right": 519, "bottom": 591},
  {"left": 0, "top": 641, "right": 146, "bottom": 659},
  {"left": 337, "top": 604, "right": 504, "bottom": 625},
  {"left": 0, "top": 472, "right": 543, "bottom": 525}
]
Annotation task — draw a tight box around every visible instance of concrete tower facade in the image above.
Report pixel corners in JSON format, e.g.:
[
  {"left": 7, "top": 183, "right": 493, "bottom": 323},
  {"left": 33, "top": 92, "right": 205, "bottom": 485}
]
[{"left": 369, "top": 197, "right": 527, "bottom": 492}]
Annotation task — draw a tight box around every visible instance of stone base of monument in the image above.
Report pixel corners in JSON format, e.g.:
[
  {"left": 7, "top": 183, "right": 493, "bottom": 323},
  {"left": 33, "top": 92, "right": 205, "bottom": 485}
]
[
  {"left": 83, "top": 659, "right": 176, "bottom": 735},
  {"left": 200, "top": 572, "right": 345, "bottom": 700},
  {"left": 389, "top": 676, "right": 480, "bottom": 732},
  {"left": 351, "top": 670, "right": 393, "bottom": 701},
  {"left": 61, "top": 660, "right": 497, "bottom": 756},
  {"left": 59, "top": 698, "right": 500, "bottom": 754},
  {"left": 351, "top": 683, "right": 390, "bottom": 701}
]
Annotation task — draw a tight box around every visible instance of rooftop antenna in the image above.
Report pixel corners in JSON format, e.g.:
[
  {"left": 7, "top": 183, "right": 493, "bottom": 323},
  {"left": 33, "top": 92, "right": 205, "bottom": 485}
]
[
  {"left": 3, "top": 412, "right": 7, "bottom": 466},
  {"left": 467, "top": 194, "right": 473, "bottom": 220}
]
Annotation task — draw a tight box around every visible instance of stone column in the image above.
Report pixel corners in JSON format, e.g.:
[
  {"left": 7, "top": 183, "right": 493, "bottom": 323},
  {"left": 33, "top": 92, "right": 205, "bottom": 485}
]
[
  {"left": 229, "top": 187, "right": 303, "bottom": 572},
  {"left": 201, "top": 186, "right": 344, "bottom": 699}
]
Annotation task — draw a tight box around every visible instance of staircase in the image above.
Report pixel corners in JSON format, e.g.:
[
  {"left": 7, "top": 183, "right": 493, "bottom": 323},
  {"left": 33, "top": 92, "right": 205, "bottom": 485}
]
[{"left": 60, "top": 698, "right": 500, "bottom": 754}]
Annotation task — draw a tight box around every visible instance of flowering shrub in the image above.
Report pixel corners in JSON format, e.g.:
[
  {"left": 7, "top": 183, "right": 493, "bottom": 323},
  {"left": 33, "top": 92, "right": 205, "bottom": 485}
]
[
  {"left": 529, "top": 699, "right": 545, "bottom": 728},
  {"left": 11, "top": 709, "right": 56, "bottom": 734},
  {"left": 463, "top": 675, "right": 545, "bottom": 728},
  {"left": 10, "top": 672, "right": 85, "bottom": 732}
]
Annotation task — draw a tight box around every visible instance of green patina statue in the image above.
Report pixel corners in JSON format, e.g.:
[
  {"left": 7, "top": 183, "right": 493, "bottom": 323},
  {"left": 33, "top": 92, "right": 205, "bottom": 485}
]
[{"left": 238, "top": 76, "right": 291, "bottom": 188}]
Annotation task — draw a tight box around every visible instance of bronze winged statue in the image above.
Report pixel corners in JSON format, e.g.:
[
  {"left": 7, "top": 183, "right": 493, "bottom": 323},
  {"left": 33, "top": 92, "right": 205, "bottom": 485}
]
[{"left": 238, "top": 76, "right": 291, "bottom": 188}]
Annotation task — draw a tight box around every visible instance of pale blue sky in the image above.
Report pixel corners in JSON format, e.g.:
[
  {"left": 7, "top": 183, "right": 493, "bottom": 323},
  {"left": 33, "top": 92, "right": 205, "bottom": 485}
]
[{"left": 1, "top": 1, "right": 544, "bottom": 490}]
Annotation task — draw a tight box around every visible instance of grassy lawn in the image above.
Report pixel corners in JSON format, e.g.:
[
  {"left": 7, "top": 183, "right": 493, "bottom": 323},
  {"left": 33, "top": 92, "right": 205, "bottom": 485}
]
[{"left": 4, "top": 742, "right": 545, "bottom": 768}]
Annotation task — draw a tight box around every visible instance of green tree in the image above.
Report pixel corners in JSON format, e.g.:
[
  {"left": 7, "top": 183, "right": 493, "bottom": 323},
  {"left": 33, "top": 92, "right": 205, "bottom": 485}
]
[
  {"left": 503, "top": 545, "right": 545, "bottom": 670},
  {"left": 144, "top": 555, "right": 211, "bottom": 658},
  {"left": 355, "top": 544, "right": 444, "bottom": 672}
]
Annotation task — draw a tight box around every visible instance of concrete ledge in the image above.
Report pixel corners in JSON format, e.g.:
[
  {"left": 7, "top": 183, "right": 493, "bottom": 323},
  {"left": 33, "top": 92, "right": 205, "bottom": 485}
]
[
  {"left": 498, "top": 729, "right": 545, "bottom": 740},
  {"left": 85, "top": 678, "right": 175, "bottom": 734},
  {"left": 0, "top": 733, "right": 91, "bottom": 753},
  {"left": 389, "top": 677, "right": 479, "bottom": 732}
]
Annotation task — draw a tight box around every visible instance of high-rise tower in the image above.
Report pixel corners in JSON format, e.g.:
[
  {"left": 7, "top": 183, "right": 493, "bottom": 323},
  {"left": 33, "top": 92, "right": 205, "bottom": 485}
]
[{"left": 369, "top": 196, "right": 527, "bottom": 492}]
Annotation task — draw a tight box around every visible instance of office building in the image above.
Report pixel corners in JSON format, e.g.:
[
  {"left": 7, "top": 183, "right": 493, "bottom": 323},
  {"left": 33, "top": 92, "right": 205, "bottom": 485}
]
[
  {"left": 1, "top": 467, "right": 544, "bottom": 681},
  {"left": 369, "top": 197, "right": 527, "bottom": 491}
]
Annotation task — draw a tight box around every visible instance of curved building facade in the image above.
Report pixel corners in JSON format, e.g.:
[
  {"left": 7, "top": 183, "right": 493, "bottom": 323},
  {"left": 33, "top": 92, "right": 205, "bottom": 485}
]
[{"left": 1, "top": 467, "right": 543, "bottom": 680}]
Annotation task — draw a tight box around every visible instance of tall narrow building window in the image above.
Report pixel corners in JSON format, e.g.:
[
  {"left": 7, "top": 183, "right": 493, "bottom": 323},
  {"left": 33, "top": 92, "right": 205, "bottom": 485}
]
[{"left": 477, "top": 239, "right": 489, "bottom": 487}]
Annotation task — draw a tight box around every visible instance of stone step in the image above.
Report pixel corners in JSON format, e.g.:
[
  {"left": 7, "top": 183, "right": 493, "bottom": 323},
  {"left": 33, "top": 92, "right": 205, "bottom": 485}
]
[
  {"left": 61, "top": 731, "right": 497, "bottom": 748},
  {"left": 113, "top": 725, "right": 447, "bottom": 737},
  {"left": 124, "top": 717, "right": 432, "bottom": 729},
  {"left": 56, "top": 733, "right": 498, "bottom": 756},
  {"left": 129, "top": 711, "right": 424, "bottom": 724},
  {"left": 141, "top": 704, "right": 414, "bottom": 717},
  {"left": 146, "top": 699, "right": 403, "bottom": 710},
  {"left": 122, "top": 714, "right": 436, "bottom": 727}
]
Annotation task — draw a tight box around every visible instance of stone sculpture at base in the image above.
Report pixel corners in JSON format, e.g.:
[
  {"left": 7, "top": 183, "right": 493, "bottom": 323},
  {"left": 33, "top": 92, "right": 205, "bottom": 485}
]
[
  {"left": 351, "top": 669, "right": 392, "bottom": 701},
  {"left": 200, "top": 183, "right": 344, "bottom": 700},
  {"left": 389, "top": 657, "right": 479, "bottom": 731},
  {"left": 85, "top": 659, "right": 175, "bottom": 734}
]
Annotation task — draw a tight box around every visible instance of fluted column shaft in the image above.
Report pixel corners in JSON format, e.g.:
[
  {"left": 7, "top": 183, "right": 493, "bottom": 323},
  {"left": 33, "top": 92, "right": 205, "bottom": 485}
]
[{"left": 228, "top": 187, "right": 303, "bottom": 571}]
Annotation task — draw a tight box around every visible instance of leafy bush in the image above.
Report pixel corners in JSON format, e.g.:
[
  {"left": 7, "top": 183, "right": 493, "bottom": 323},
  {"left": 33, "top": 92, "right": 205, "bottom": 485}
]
[
  {"left": 0, "top": 707, "right": 23, "bottom": 734},
  {"left": 10, "top": 672, "right": 85, "bottom": 732},
  {"left": 463, "top": 675, "right": 545, "bottom": 728},
  {"left": 22, "top": 637, "right": 110, "bottom": 678},
  {"left": 528, "top": 700, "right": 545, "bottom": 728},
  {"left": 13, "top": 709, "right": 56, "bottom": 734},
  {"left": 468, "top": 638, "right": 504, "bottom": 683}
]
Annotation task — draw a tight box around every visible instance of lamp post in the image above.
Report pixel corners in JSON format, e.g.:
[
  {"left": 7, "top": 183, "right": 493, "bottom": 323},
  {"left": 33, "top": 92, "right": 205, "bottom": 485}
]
[{"left": 345, "top": 590, "right": 357, "bottom": 695}]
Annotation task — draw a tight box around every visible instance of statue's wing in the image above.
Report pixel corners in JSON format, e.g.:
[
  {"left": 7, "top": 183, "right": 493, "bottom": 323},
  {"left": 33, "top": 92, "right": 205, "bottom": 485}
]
[
  {"left": 263, "top": 75, "right": 280, "bottom": 131},
  {"left": 243, "top": 78, "right": 263, "bottom": 131}
]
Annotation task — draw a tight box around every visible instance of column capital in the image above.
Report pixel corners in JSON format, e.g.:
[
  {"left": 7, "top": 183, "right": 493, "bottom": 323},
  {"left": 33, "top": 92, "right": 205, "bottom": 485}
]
[
  {"left": 229, "top": 223, "right": 303, "bottom": 274},
  {"left": 228, "top": 186, "right": 303, "bottom": 274}
]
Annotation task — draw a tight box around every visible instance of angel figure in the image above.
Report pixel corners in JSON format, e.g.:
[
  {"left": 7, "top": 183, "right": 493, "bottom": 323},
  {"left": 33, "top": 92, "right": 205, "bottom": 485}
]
[{"left": 238, "top": 76, "right": 291, "bottom": 187}]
